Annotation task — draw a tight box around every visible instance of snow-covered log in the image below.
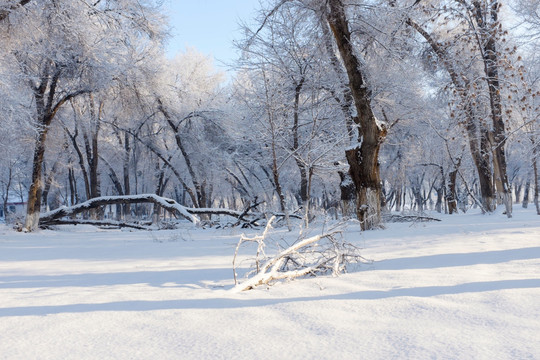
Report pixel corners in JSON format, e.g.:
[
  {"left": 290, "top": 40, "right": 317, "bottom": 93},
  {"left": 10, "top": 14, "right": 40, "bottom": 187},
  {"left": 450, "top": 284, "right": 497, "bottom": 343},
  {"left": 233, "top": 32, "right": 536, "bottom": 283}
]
[
  {"left": 44, "top": 219, "right": 151, "bottom": 230},
  {"left": 39, "top": 194, "right": 199, "bottom": 226},
  {"left": 383, "top": 213, "right": 441, "bottom": 223},
  {"left": 38, "top": 194, "right": 267, "bottom": 229}
]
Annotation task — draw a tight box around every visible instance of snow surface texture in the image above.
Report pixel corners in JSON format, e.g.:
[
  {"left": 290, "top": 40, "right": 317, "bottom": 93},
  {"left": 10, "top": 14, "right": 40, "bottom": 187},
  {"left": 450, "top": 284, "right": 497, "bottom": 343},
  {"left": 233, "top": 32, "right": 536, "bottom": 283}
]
[{"left": 1, "top": 208, "right": 539, "bottom": 359}]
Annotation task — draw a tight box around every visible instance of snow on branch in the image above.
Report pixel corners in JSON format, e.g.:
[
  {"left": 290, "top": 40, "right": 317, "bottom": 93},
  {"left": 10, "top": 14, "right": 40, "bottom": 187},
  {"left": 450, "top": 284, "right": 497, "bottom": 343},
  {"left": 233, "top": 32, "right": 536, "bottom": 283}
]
[
  {"left": 39, "top": 194, "right": 199, "bottom": 227},
  {"left": 38, "top": 194, "right": 269, "bottom": 229},
  {"left": 383, "top": 213, "right": 441, "bottom": 223},
  {"left": 232, "top": 218, "right": 371, "bottom": 291},
  {"left": 46, "top": 219, "right": 151, "bottom": 230}
]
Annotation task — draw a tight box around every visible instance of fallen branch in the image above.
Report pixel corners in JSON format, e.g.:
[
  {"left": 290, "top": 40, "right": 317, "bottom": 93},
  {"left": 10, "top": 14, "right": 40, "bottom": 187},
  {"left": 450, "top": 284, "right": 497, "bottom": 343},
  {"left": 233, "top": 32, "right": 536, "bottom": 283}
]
[
  {"left": 38, "top": 195, "right": 283, "bottom": 230},
  {"left": 39, "top": 194, "right": 199, "bottom": 228},
  {"left": 233, "top": 219, "right": 371, "bottom": 291},
  {"left": 383, "top": 213, "right": 441, "bottom": 223},
  {"left": 233, "top": 216, "right": 274, "bottom": 284},
  {"left": 42, "top": 219, "right": 152, "bottom": 230}
]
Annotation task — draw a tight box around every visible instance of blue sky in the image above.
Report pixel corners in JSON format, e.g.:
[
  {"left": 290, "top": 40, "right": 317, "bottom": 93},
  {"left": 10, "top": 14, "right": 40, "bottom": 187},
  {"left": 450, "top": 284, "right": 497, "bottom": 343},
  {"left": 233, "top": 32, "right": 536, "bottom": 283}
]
[{"left": 163, "top": 0, "right": 262, "bottom": 70}]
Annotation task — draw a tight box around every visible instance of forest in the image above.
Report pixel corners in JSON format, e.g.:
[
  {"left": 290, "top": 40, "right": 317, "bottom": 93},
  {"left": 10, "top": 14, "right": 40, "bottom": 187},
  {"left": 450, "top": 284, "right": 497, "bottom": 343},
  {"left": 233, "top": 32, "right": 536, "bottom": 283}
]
[{"left": 1, "top": 0, "right": 539, "bottom": 232}]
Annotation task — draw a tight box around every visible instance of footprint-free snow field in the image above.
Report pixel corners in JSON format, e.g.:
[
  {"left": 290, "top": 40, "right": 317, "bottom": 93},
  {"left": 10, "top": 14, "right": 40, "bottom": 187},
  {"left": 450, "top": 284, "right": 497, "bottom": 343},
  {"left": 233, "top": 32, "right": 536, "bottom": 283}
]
[{"left": 1, "top": 209, "right": 539, "bottom": 359}]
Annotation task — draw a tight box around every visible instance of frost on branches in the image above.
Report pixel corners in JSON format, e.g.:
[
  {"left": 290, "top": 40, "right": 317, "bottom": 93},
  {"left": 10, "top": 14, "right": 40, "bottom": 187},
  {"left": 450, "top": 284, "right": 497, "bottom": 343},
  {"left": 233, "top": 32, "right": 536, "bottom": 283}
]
[{"left": 232, "top": 217, "right": 371, "bottom": 291}]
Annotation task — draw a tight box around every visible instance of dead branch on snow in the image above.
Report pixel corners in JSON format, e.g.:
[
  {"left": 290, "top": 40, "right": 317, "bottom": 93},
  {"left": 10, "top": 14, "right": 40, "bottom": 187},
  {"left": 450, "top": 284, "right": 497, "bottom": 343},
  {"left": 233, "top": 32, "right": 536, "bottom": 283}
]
[{"left": 233, "top": 218, "right": 371, "bottom": 291}]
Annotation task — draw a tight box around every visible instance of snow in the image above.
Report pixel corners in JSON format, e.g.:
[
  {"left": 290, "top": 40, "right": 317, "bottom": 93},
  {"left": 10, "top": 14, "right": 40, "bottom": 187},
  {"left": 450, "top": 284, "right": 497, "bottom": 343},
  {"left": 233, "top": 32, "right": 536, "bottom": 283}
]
[
  {"left": 39, "top": 194, "right": 200, "bottom": 225},
  {"left": 1, "top": 208, "right": 539, "bottom": 359}
]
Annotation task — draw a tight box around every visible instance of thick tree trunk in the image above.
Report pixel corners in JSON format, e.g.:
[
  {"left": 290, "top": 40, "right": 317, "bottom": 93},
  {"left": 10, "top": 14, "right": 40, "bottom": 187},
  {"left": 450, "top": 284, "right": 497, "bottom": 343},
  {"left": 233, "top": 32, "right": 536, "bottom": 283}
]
[
  {"left": 25, "top": 129, "right": 49, "bottom": 231},
  {"left": 23, "top": 62, "right": 89, "bottom": 231},
  {"left": 471, "top": 0, "right": 512, "bottom": 217},
  {"left": 338, "top": 170, "right": 356, "bottom": 217},
  {"left": 470, "top": 129, "right": 496, "bottom": 212},
  {"left": 326, "top": 0, "right": 385, "bottom": 230}
]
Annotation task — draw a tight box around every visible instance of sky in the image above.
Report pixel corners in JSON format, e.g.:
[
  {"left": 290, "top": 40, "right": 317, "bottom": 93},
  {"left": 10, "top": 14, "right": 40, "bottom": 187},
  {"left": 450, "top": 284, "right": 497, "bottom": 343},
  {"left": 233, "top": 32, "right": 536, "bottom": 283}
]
[{"left": 163, "top": 0, "right": 263, "bottom": 71}]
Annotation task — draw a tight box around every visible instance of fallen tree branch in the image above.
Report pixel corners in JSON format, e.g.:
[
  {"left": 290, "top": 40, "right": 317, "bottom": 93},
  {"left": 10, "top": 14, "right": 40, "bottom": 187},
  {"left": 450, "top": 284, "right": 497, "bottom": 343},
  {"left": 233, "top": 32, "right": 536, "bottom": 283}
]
[
  {"left": 233, "top": 216, "right": 274, "bottom": 284},
  {"left": 39, "top": 194, "right": 199, "bottom": 227},
  {"left": 38, "top": 194, "right": 267, "bottom": 229},
  {"left": 233, "top": 219, "right": 371, "bottom": 291},
  {"left": 383, "top": 213, "right": 441, "bottom": 223},
  {"left": 43, "top": 219, "right": 151, "bottom": 230}
]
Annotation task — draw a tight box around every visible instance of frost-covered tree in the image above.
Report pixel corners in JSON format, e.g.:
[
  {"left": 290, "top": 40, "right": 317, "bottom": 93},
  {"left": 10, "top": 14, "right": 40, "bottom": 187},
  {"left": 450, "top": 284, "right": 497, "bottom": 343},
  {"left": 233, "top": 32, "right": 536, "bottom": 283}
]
[{"left": 0, "top": 0, "right": 166, "bottom": 231}]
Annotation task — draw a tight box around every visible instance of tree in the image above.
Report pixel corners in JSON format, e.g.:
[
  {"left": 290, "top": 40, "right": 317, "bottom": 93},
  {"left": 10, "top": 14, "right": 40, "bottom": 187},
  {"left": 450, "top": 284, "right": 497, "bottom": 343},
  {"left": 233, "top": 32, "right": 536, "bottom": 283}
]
[
  {"left": 0, "top": 0, "right": 166, "bottom": 231},
  {"left": 324, "top": 0, "right": 387, "bottom": 229},
  {"left": 406, "top": 0, "right": 514, "bottom": 216}
]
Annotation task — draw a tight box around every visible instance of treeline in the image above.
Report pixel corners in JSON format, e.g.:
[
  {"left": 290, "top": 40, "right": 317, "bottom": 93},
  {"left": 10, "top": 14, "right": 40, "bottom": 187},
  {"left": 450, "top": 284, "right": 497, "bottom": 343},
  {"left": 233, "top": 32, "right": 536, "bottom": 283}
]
[{"left": 0, "top": 0, "right": 538, "bottom": 231}]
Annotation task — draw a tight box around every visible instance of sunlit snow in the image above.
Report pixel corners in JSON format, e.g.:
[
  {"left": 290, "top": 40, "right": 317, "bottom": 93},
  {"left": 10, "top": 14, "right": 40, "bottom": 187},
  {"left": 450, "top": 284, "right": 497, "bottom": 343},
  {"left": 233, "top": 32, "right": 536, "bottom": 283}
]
[{"left": 1, "top": 208, "right": 539, "bottom": 359}]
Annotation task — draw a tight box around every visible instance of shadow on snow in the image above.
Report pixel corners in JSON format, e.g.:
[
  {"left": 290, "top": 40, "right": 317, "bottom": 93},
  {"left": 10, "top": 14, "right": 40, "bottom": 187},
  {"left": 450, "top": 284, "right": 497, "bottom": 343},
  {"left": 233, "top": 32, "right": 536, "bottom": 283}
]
[
  {"left": 372, "top": 247, "right": 540, "bottom": 271},
  {"left": 0, "top": 278, "right": 539, "bottom": 317}
]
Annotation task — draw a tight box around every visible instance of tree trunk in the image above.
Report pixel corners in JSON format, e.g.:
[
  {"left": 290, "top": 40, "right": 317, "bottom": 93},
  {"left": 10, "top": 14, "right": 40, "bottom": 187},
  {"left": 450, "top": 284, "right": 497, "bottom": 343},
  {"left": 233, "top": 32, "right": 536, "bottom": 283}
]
[
  {"left": 514, "top": 182, "right": 522, "bottom": 205},
  {"left": 120, "top": 132, "right": 130, "bottom": 216},
  {"left": 326, "top": 0, "right": 385, "bottom": 230},
  {"left": 68, "top": 165, "right": 77, "bottom": 207},
  {"left": 394, "top": 186, "right": 401, "bottom": 212},
  {"left": 471, "top": 129, "right": 496, "bottom": 212},
  {"left": 522, "top": 180, "right": 530, "bottom": 208},
  {"left": 158, "top": 99, "right": 206, "bottom": 208},
  {"left": 407, "top": 19, "right": 495, "bottom": 214},
  {"left": 272, "top": 138, "right": 290, "bottom": 229},
  {"left": 472, "top": 0, "right": 512, "bottom": 217},
  {"left": 447, "top": 166, "right": 459, "bottom": 215},
  {"left": 41, "top": 159, "right": 60, "bottom": 211},
  {"left": 2, "top": 167, "right": 12, "bottom": 221},
  {"left": 338, "top": 170, "right": 356, "bottom": 217},
  {"left": 85, "top": 95, "right": 102, "bottom": 219},
  {"left": 435, "top": 186, "right": 443, "bottom": 213},
  {"left": 25, "top": 128, "right": 49, "bottom": 231},
  {"left": 533, "top": 149, "right": 540, "bottom": 215}
]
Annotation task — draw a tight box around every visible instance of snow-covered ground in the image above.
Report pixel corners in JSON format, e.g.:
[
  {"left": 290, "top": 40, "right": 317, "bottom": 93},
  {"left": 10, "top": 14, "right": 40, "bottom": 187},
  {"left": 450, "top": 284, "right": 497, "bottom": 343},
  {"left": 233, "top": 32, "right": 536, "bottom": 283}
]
[{"left": 1, "top": 208, "right": 539, "bottom": 359}]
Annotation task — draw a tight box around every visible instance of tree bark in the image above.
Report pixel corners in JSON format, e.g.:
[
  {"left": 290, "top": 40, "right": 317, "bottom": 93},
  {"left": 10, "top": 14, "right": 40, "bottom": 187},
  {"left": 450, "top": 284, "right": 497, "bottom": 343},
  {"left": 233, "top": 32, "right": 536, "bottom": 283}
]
[
  {"left": 122, "top": 132, "right": 131, "bottom": 218},
  {"left": 41, "top": 159, "right": 60, "bottom": 211},
  {"left": 447, "top": 164, "right": 460, "bottom": 214},
  {"left": 1, "top": 166, "right": 12, "bottom": 220},
  {"left": 471, "top": 0, "right": 512, "bottom": 217},
  {"left": 326, "top": 0, "right": 385, "bottom": 230},
  {"left": 25, "top": 127, "right": 49, "bottom": 231},
  {"left": 533, "top": 147, "right": 540, "bottom": 215},
  {"left": 291, "top": 77, "right": 309, "bottom": 206},
  {"left": 522, "top": 180, "right": 530, "bottom": 208}
]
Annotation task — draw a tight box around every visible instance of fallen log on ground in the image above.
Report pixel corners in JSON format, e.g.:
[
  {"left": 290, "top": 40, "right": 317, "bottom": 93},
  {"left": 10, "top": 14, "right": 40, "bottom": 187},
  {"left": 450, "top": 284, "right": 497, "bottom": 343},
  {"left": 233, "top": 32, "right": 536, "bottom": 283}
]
[{"left": 38, "top": 194, "right": 263, "bottom": 229}]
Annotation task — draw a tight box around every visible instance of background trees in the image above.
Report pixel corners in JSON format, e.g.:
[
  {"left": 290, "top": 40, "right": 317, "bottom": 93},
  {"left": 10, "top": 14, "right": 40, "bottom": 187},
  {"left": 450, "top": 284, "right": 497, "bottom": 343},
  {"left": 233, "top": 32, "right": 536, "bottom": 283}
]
[{"left": 0, "top": 0, "right": 538, "bottom": 231}]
